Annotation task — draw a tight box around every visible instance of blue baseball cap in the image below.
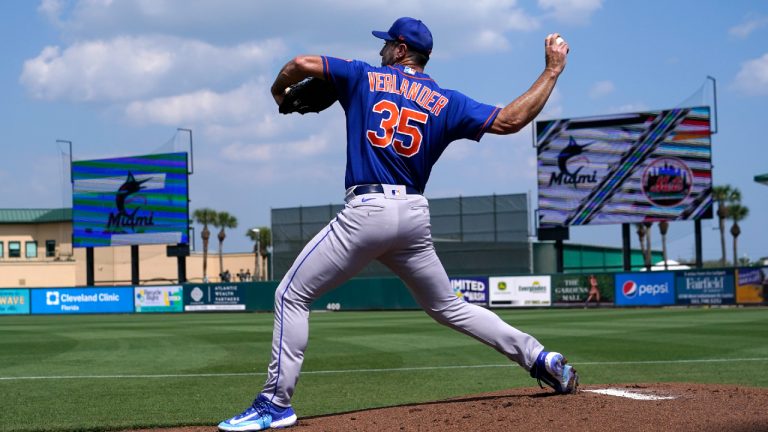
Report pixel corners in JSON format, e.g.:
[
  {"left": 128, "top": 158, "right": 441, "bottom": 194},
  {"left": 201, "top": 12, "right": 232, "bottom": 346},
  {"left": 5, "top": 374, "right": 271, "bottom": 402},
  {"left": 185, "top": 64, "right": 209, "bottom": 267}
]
[{"left": 372, "top": 17, "right": 433, "bottom": 56}]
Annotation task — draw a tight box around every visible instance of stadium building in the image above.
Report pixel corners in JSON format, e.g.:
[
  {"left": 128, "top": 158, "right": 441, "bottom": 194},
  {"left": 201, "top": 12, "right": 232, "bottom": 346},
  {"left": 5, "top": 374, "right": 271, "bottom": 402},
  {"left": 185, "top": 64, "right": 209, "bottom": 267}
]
[{"left": 0, "top": 208, "right": 255, "bottom": 288}]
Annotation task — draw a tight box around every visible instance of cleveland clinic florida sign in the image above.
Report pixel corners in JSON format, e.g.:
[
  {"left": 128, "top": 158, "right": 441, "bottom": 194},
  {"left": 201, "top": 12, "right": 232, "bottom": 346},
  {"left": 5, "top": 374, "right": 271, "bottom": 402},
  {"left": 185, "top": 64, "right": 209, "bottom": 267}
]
[{"left": 31, "top": 288, "right": 134, "bottom": 314}]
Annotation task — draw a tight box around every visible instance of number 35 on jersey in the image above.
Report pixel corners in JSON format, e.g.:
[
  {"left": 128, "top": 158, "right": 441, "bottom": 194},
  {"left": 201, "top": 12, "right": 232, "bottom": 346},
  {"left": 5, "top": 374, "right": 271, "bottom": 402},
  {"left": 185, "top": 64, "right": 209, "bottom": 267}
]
[{"left": 366, "top": 100, "right": 428, "bottom": 157}]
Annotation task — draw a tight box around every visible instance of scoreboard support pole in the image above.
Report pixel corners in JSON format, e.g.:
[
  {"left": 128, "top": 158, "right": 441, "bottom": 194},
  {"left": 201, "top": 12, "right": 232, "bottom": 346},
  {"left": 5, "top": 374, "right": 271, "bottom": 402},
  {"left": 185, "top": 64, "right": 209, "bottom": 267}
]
[
  {"left": 622, "top": 223, "right": 631, "bottom": 271},
  {"left": 131, "top": 245, "right": 140, "bottom": 285},
  {"left": 695, "top": 219, "right": 703, "bottom": 268},
  {"left": 177, "top": 255, "right": 187, "bottom": 284},
  {"left": 167, "top": 243, "right": 190, "bottom": 284},
  {"left": 86, "top": 247, "right": 95, "bottom": 286}
]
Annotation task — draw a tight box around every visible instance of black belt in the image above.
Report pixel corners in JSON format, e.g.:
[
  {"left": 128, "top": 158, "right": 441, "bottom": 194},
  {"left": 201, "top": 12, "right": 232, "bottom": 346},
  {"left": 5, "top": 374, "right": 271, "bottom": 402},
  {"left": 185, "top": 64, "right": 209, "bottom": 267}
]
[{"left": 349, "top": 184, "right": 421, "bottom": 196}]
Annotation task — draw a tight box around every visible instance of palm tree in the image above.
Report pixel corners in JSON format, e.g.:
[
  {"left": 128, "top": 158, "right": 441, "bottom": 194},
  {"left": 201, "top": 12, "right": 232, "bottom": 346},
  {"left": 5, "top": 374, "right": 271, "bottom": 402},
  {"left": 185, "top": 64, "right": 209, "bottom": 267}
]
[
  {"left": 215, "top": 211, "right": 238, "bottom": 280},
  {"left": 643, "top": 221, "right": 653, "bottom": 270},
  {"left": 635, "top": 223, "right": 647, "bottom": 269},
  {"left": 658, "top": 220, "right": 669, "bottom": 270},
  {"left": 712, "top": 185, "right": 732, "bottom": 266},
  {"left": 193, "top": 208, "right": 217, "bottom": 282},
  {"left": 247, "top": 226, "right": 272, "bottom": 281},
  {"left": 728, "top": 203, "right": 749, "bottom": 267}
]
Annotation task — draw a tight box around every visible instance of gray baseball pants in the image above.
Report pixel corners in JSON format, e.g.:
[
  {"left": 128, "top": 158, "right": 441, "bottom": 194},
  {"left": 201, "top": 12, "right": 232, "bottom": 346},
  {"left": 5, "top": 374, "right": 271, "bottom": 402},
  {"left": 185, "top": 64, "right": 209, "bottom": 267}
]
[{"left": 261, "top": 189, "right": 544, "bottom": 407}]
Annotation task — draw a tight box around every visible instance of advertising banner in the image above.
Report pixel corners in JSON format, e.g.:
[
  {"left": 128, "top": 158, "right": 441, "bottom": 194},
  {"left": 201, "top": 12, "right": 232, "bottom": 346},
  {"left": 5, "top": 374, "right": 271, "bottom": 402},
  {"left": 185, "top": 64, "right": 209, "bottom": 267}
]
[
  {"left": 735, "top": 268, "right": 765, "bottom": 304},
  {"left": 489, "top": 276, "right": 551, "bottom": 308},
  {"left": 135, "top": 286, "right": 183, "bottom": 313},
  {"left": 552, "top": 273, "right": 614, "bottom": 304},
  {"left": 675, "top": 269, "right": 735, "bottom": 305},
  {"left": 0, "top": 289, "right": 30, "bottom": 315},
  {"left": 450, "top": 277, "right": 489, "bottom": 305},
  {"left": 31, "top": 287, "right": 134, "bottom": 314},
  {"left": 615, "top": 272, "right": 675, "bottom": 306},
  {"left": 184, "top": 284, "right": 248, "bottom": 311}
]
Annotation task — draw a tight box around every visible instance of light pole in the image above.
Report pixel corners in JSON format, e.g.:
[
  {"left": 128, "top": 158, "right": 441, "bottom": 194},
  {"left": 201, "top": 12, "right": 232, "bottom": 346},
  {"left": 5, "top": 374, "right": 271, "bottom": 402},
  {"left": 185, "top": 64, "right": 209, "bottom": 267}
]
[{"left": 251, "top": 228, "right": 260, "bottom": 281}]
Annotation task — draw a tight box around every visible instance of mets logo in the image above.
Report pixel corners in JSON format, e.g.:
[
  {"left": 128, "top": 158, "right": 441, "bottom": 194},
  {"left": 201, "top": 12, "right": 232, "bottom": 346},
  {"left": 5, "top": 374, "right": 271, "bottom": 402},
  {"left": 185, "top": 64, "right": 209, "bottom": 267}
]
[
  {"left": 641, "top": 157, "right": 693, "bottom": 207},
  {"left": 548, "top": 136, "right": 598, "bottom": 188},
  {"left": 622, "top": 281, "right": 638, "bottom": 298}
]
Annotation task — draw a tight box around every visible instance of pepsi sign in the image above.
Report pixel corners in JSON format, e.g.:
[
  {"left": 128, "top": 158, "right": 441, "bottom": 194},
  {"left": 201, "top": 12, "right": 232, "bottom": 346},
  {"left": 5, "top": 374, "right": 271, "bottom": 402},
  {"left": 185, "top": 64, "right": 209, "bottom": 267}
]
[{"left": 615, "top": 272, "right": 675, "bottom": 306}]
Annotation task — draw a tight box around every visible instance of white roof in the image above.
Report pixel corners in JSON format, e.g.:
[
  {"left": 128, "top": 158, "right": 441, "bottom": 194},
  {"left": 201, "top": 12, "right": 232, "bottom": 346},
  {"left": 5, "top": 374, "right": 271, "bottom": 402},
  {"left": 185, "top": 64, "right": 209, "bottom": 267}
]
[{"left": 640, "top": 260, "right": 691, "bottom": 271}]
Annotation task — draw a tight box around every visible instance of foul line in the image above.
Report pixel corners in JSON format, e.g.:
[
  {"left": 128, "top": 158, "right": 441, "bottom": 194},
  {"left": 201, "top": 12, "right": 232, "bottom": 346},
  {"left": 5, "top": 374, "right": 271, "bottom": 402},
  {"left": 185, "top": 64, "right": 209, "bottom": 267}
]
[{"left": 1, "top": 357, "right": 765, "bottom": 382}]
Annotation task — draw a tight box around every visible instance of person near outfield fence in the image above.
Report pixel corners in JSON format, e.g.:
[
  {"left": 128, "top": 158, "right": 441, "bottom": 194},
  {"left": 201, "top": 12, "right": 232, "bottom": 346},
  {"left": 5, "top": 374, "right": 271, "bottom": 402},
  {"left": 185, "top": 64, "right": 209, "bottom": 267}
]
[
  {"left": 585, "top": 274, "right": 601, "bottom": 308},
  {"left": 218, "top": 17, "right": 577, "bottom": 431}
]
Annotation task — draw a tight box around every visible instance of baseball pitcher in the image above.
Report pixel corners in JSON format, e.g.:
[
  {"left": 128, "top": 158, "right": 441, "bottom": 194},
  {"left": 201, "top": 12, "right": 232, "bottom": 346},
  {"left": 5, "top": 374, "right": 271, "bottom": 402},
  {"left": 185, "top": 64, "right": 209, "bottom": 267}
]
[{"left": 219, "top": 17, "right": 576, "bottom": 431}]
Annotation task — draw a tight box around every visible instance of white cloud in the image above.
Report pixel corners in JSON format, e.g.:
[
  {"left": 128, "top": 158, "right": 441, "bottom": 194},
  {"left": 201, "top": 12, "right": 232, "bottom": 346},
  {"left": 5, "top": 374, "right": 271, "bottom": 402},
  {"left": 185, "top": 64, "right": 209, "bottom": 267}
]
[
  {"left": 404, "top": 1, "right": 541, "bottom": 53},
  {"left": 123, "top": 80, "right": 351, "bottom": 150},
  {"left": 474, "top": 30, "right": 512, "bottom": 51},
  {"left": 38, "top": 0, "right": 64, "bottom": 23},
  {"left": 734, "top": 53, "right": 768, "bottom": 95},
  {"left": 608, "top": 103, "right": 650, "bottom": 114},
  {"left": 222, "top": 135, "right": 331, "bottom": 163},
  {"left": 729, "top": 15, "right": 768, "bottom": 38},
  {"left": 589, "top": 80, "right": 615, "bottom": 99},
  {"left": 505, "top": 7, "right": 542, "bottom": 31},
  {"left": 21, "top": 36, "right": 284, "bottom": 102},
  {"left": 537, "top": 0, "right": 603, "bottom": 25},
  {"left": 40, "top": 0, "right": 541, "bottom": 56},
  {"left": 125, "top": 81, "right": 268, "bottom": 126}
]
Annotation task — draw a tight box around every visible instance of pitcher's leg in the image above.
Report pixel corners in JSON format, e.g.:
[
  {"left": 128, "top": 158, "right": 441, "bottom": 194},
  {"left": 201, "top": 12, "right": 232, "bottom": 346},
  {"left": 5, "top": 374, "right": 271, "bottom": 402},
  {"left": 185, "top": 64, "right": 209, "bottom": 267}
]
[
  {"left": 261, "top": 219, "right": 379, "bottom": 407},
  {"left": 381, "top": 248, "right": 543, "bottom": 370}
]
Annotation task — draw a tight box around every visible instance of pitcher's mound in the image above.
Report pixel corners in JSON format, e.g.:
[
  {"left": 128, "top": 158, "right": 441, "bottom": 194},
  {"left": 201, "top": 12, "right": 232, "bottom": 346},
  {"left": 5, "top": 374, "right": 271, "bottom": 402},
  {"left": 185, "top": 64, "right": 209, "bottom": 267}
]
[
  {"left": 132, "top": 383, "right": 768, "bottom": 432},
  {"left": 293, "top": 383, "right": 768, "bottom": 432}
]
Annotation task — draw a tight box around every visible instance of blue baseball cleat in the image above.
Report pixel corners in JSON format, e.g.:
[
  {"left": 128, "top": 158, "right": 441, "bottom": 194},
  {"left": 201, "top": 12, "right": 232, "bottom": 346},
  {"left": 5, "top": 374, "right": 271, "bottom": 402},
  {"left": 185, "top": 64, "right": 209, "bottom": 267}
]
[
  {"left": 529, "top": 350, "right": 579, "bottom": 394},
  {"left": 218, "top": 394, "right": 298, "bottom": 431}
]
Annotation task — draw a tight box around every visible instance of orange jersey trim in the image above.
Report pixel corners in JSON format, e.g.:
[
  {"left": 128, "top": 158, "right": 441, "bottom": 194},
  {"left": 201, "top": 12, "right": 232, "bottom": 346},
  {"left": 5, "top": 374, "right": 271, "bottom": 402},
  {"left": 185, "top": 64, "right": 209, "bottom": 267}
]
[{"left": 476, "top": 106, "right": 501, "bottom": 140}]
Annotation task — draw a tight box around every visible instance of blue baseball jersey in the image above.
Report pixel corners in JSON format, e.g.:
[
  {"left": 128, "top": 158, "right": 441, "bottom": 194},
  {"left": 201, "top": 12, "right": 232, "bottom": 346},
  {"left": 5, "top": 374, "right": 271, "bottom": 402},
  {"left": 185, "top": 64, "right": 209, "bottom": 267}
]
[{"left": 322, "top": 56, "right": 500, "bottom": 192}]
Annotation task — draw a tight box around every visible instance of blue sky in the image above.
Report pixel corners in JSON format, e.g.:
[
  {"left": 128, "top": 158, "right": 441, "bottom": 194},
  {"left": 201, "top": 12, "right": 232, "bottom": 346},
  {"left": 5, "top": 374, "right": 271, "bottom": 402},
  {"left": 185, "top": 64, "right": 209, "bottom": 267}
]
[{"left": 1, "top": 0, "right": 766, "bottom": 264}]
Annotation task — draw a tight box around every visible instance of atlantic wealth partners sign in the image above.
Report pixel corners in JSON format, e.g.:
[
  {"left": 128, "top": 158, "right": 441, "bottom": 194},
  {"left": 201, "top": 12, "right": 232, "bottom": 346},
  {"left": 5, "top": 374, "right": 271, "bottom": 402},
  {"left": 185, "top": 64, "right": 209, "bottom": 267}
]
[{"left": 184, "top": 284, "right": 248, "bottom": 311}]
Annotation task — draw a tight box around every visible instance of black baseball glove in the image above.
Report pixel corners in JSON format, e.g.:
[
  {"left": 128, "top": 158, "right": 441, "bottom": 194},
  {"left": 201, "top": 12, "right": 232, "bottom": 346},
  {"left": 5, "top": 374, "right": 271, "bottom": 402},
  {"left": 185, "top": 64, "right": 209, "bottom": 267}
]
[{"left": 279, "top": 77, "right": 338, "bottom": 115}]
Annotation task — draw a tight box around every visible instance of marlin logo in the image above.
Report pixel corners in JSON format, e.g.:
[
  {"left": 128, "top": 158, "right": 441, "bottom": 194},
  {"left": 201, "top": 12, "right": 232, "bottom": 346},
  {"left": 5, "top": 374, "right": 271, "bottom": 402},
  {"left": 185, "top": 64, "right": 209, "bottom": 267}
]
[
  {"left": 557, "top": 136, "right": 592, "bottom": 176},
  {"left": 549, "top": 136, "right": 598, "bottom": 188},
  {"left": 107, "top": 172, "right": 155, "bottom": 231},
  {"left": 115, "top": 172, "right": 150, "bottom": 214}
]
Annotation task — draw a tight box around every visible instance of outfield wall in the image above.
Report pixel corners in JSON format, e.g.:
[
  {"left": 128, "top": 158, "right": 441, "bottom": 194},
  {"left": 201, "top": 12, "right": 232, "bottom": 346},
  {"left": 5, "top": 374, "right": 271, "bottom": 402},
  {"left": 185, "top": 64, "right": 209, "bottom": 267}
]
[{"left": 0, "top": 267, "right": 765, "bottom": 315}]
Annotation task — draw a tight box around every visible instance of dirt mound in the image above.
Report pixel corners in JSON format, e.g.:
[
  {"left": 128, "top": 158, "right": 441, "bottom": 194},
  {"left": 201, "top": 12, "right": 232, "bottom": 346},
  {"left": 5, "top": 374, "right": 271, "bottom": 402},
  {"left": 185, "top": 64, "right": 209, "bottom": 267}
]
[{"left": 131, "top": 383, "right": 768, "bottom": 432}]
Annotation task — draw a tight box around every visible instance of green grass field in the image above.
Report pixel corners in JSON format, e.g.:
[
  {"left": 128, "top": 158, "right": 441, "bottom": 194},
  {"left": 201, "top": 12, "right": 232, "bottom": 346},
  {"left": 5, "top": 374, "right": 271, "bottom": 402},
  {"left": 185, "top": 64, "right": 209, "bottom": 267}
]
[{"left": 1, "top": 307, "right": 767, "bottom": 431}]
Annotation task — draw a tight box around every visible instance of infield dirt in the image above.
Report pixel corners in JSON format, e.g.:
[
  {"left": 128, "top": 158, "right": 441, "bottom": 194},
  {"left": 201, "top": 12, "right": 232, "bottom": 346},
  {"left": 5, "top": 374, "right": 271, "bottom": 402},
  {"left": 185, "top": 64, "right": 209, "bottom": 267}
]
[{"left": 128, "top": 383, "right": 768, "bottom": 432}]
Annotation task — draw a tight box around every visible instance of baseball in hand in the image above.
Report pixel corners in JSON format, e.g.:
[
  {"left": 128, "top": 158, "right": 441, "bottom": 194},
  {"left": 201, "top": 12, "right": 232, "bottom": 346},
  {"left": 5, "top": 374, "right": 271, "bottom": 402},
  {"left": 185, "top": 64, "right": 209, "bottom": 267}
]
[{"left": 554, "top": 36, "right": 569, "bottom": 53}]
